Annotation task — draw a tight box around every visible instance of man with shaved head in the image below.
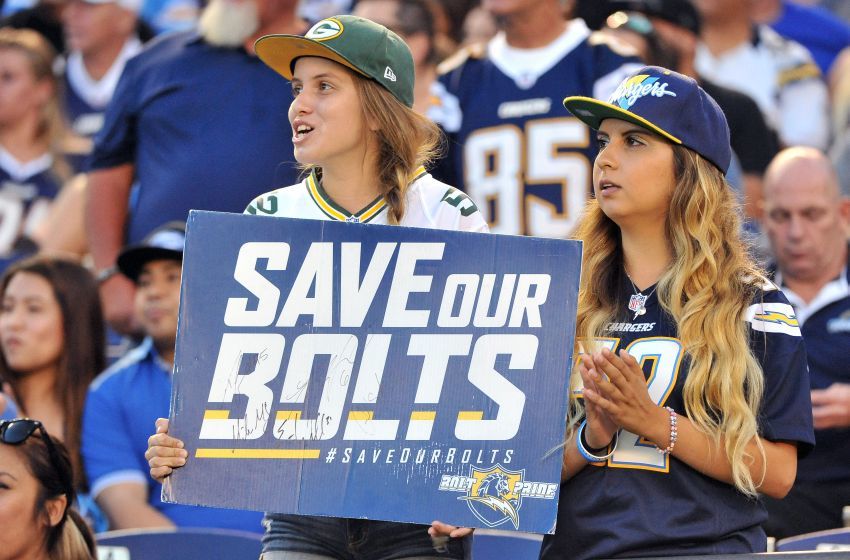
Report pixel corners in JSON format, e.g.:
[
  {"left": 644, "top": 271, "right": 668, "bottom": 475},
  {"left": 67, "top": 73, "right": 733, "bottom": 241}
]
[{"left": 761, "top": 147, "right": 850, "bottom": 538}]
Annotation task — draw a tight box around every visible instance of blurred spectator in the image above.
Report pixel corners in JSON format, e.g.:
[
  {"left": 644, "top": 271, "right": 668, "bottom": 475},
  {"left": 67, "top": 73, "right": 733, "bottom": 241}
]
[
  {"left": 0, "top": 386, "right": 18, "bottom": 420},
  {"left": 602, "top": 10, "right": 677, "bottom": 68},
  {"left": 601, "top": 1, "right": 778, "bottom": 220},
  {"left": 0, "top": 255, "right": 105, "bottom": 493},
  {"left": 752, "top": 0, "right": 850, "bottom": 77},
  {"left": 0, "top": 28, "right": 68, "bottom": 270},
  {"left": 82, "top": 222, "right": 263, "bottom": 532},
  {"left": 353, "top": 0, "right": 443, "bottom": 116},
  {"left": 693, "top": 0, "right": 830, "bottom": 150},
  {"left": 761, "top": 147, "right": 850, "bottom": 537},
  {"left": 2, "top": 0, "right": 156, "bottom": 56},
  {"left": 297, "top": 0, "right": 352, "bottom": 23},
  {"left": 434, "top": 0, "right": 640, "bottom": 237},
  {"left": 61, "top": 0, "right": 143, "bottom": 173},
  {"left": 139, "top": 0, "right": 198, "bottom": 34},
  {"left": 30, "top": 174, "right": 89, "bottom": 257},
  {"left": 86, "top": 0, "right": 305, "bottom": 336},
  {"left": 819, "top": 0, "right": 850, "bottom": 23},
  {"left": 830, "top": 47, "right": 850, "bottom": 192},
  {"left": 0, "top": 0, "right": 65, "bottom": 54},
  {"left": 460, "top": 5, "right": 497, "bottom": 47},
  {"left": 428, "top": 0, "right": 476, "bottom": 46},
  {"left": 0, "top": 418, "right": 97, "bottom": 560}
]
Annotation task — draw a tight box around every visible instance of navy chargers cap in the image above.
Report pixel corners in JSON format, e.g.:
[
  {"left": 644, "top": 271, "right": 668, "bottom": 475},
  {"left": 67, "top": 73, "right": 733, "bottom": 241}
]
[
  {"left": 563, "top": 66, "right": 731, "bottom": 173},
  {"left": 117, "top": 221, "right": 185, "bottom": 282}
]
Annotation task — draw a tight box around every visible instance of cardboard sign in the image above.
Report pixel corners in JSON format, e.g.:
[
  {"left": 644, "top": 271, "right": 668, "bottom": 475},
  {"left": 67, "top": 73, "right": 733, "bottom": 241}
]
[{"left": 165, "top": 210, "right": 581, "bottom": 534}]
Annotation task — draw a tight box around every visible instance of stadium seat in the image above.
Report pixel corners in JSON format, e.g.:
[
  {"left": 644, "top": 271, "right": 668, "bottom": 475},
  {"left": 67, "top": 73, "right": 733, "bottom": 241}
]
[
  {"left": 776, "top": 527, "right": 850, "bottom": 552},
  {"left": 95, "top": 527, "right": 263, "bottom": 560},
  {"left": 472, "top": 528, "right": 543, "bottom": 560}
]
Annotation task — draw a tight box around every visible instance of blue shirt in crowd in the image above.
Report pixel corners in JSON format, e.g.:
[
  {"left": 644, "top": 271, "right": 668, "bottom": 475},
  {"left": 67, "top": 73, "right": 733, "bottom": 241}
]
[
  {"left": 89, "top": 31, "right": 300, "bottom": 244},
  {"left": 775, "top": 257, "right": 850, "bottom": 484},
  {"left": 82, "top": 338, "right": 264, "bottom": 532},
  {"left": 770, "top": 0, "right": 850, "bottom": 75}
]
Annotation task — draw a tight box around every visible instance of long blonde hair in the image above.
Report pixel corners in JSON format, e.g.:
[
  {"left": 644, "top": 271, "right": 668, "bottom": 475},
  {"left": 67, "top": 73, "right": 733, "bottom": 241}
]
[
  {"left": 572, "top": 144, "right": 766, "bottom": 496},
  {"left": 0, "top": 27, "right": 69, "bottom": 182}
]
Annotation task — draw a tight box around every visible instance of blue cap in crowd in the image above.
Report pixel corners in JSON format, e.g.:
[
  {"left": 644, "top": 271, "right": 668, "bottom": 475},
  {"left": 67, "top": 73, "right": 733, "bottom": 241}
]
[
  {"left": 117, "top": 221, "right": 185, "bottom": 282},
  {"left": 563, "top": 66, "right": 731, "bottom": 173}
]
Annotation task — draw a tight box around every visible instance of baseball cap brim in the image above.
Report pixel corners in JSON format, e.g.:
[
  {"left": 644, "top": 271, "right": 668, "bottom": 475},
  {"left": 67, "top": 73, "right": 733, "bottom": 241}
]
[
  {"left": 254, "top": 34, "right": 369, "bottom": 82},
  {"left": 563, "top": 96, "right": 682, "bottom": 145},
  {"left": 117, "top": 247, "right": 182, "bottom": 283}
]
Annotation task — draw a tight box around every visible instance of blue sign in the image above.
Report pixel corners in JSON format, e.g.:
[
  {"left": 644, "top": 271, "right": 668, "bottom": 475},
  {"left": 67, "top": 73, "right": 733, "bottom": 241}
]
[{"left": 165, "top": 210, "right": 581, "bottom": 534}]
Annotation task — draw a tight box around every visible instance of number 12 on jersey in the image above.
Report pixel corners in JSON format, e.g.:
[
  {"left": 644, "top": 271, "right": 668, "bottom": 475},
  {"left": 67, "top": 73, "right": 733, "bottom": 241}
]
[{"left": 573, "top": 337, "right": 684, "bottom": 472}]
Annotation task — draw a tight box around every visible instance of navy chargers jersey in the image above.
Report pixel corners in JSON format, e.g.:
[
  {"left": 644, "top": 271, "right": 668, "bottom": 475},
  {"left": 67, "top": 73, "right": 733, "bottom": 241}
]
[
  {"left": 435, "top": 19, "right": 640, "bottom": 237},
  {"left": 63, "top": 73, "right": 102, "bottom": 173},
  {"left": 0, "top": 149, "right": 60, "bottom": 269},
  {"left": 540, "top": 277, "right": 814, "bottom": 559},
  {"left": 62, "top": 39, "right": 143, "bottom": 173}
]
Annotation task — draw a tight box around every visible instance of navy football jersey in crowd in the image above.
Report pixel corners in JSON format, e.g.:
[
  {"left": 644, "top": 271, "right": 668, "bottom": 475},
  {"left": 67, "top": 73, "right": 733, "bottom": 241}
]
[
  {"left": 90, "top": 31, "right": 300, "bottom": 245},
  {"left": 62, "top": 38, "right": 143, "bottom": 173},
  {"left": 0, "top": 148, "right": 60, "bottom": 264},
  {"left": 434, "top": 19, "right": 640, "bottom": 237},
  {"left": 540, "top": 277, "right": 814, "bottom": 559},
  {"left": 774, "top": 259, "right": 850, "bottom": 484}
]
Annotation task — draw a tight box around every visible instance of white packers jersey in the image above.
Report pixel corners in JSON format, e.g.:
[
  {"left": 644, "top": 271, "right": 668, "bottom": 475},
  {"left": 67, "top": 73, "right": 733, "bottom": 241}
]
[{"left": 244, "top": 167, "right": 489, "bottom": 234}]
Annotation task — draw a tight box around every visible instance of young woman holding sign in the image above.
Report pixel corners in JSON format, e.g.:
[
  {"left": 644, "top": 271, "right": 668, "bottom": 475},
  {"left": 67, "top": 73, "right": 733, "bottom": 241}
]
[
  {"left": 145, "top": 14, "right": 486, "bottom": 560},
  {"left": 435, "top": 66, "right": 817, "bottom": 557}
]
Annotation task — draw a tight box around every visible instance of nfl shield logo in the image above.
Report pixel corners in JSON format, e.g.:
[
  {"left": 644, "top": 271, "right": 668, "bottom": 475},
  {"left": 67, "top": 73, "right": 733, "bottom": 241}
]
[{"left": 628, "top": 293, "right": 647, "bottom": 313}]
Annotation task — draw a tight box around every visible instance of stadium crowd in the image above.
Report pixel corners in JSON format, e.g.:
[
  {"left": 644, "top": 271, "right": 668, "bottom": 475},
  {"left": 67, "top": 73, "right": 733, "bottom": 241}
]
[{"left": 0, "top": 0, "right": 848, "bottom": 558}]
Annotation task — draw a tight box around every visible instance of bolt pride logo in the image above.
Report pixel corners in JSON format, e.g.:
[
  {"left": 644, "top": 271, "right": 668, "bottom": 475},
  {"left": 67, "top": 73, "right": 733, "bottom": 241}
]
[
  {"left": 609, "top": 74, "right": 677, "bottom": 109},
  {"left": 439, "top": 464, "right": 557, "bottom": 529}
]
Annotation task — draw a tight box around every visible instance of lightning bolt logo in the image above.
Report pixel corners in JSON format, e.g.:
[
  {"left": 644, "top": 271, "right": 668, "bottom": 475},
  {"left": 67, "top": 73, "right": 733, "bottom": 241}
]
[
  {"left": 461, "top": 494, "right": 520, "bottom": 529},
  {"left": 754, "top": 311, "right": 799, "bottom": 327}
]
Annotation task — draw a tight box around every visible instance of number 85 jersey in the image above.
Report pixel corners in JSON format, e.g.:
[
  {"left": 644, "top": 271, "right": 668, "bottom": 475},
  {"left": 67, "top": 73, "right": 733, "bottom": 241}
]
[{"left": 434, "top": 19, "right": 640, "bottom": 237}]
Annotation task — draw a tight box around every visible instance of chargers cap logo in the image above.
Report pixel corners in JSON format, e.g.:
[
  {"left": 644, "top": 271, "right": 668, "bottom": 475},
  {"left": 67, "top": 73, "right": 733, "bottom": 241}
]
[
  {"left": 306, "top": 18, "right": 344, "bottom": 41},
  {"left": 609, "top": 73, "right": 677, "bottom": 109}
]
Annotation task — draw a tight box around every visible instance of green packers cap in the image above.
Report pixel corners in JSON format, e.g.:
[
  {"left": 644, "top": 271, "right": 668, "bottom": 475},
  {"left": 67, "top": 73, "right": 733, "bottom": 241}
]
[{"left": 255, "top": 15, "right": 415, "bottom": 108}]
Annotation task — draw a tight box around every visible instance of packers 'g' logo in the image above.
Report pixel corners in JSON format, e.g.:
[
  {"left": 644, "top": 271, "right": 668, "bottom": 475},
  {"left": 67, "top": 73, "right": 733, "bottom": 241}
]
[{"left": 306, "top": 18, "right": 344, "bottom": 41}]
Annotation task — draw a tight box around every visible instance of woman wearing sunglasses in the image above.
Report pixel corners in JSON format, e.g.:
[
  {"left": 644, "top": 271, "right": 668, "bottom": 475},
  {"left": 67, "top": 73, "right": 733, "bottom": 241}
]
[{"left": 0, "top": 418, "right": 96, "bottom": 560}]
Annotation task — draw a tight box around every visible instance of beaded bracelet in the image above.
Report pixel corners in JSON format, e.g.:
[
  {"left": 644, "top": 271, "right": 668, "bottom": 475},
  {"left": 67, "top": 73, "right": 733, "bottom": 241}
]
[
  {"left": 576, "top": 420, "right": 618, "bottom": 462},
  {"left": 656, "top": 406, "right": 678, "bottom": 455}
]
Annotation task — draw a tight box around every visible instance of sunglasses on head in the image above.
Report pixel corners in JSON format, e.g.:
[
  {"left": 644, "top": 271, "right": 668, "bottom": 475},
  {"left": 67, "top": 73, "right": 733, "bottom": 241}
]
[{"left": 0, "top": 418, "right": 73, "bottom": 498}]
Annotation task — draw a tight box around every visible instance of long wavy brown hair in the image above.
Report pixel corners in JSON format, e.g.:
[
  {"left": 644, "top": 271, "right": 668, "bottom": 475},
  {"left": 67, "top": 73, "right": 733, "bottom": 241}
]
[
  {"left": 0, "top": 256, "right": 105, "bottom": 491},
  {"left": 571, "top": 144, "right": 767, "bottom": 495}
]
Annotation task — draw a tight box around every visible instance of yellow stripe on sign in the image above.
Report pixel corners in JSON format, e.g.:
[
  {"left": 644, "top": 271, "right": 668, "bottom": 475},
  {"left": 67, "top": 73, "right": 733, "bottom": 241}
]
[
  {"left": 348, "top": 411, "right": 374, "bottom": 421},
  {"left": 457, "top": 411, "right": 483, "bottom": 421},
  {"left": 276, "top": 411, "right": 301, "bottom": 421},
  {"left": 203, "top": 410, "right": 230, "bottom": 420},
  {"left": 195, "top": 449, "right": 320, "bottom": 459},
  {"left": 410, "top": 411, "right": 436, "bottom": 421}
]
